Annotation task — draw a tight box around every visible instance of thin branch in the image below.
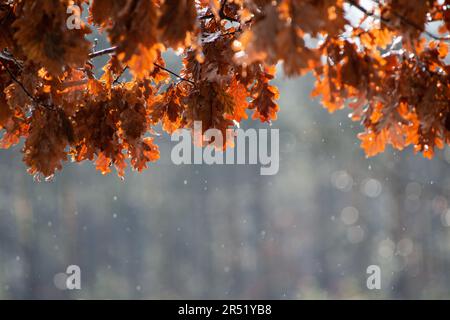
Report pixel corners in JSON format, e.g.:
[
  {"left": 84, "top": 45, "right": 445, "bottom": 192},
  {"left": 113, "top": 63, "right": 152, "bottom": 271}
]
[
  {"left": 371, "top": 0, "right": 449, "bottom": 40},
  {"left": 154, "top": 62, "right": 195, "bottom": 85},
  {"left": 89, "top": 47, "right": 195, "bottom": 85},
  {"left": 0, "top": 59, "right": 39, "bottom": 104},
  {"left": 88, "top": 46, "right": 117, "bottom": 59},
  {"left": 0, "top": 49, "right": 57, "bottom": 110},
  {"left": 113, "top": 65, "right": 128, "bottom": 84},
  {"left": 347, "top": 0, "right": 450, "bottom": 41},
  {"left": 0, "top": 51, "right": 17, "bottom": 63}
]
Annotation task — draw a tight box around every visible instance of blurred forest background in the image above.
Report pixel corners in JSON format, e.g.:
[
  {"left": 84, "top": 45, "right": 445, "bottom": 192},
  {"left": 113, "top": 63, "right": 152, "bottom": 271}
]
[{"left": 2, "top": 33, "right": 450, "bottom": 299}]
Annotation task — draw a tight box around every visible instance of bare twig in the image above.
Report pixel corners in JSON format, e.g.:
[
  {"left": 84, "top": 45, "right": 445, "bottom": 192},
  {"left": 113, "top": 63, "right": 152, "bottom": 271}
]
[
  {"left": 0, "top": 51, "right": 16, "bottom": 63},
  {"left": 347, "top": 0, "right": 450, "bottom": 41},
  {"left": 0, "top": 60, "right": 54, "bottom": 110},
  {"left": 89, "top": 47, "right": 195, "bottom": 85},
  {"left": 113, "top": 65, "right": 129, "bottom": 84},
  {"left": 88, "top": 46, "right": 118, "bottom": 59},
  {"left": 0, "top": 59, "right": 40, "bottom": 106},
  {"left": 154, "top": 62, "right": 195, "bottom": 85}
]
